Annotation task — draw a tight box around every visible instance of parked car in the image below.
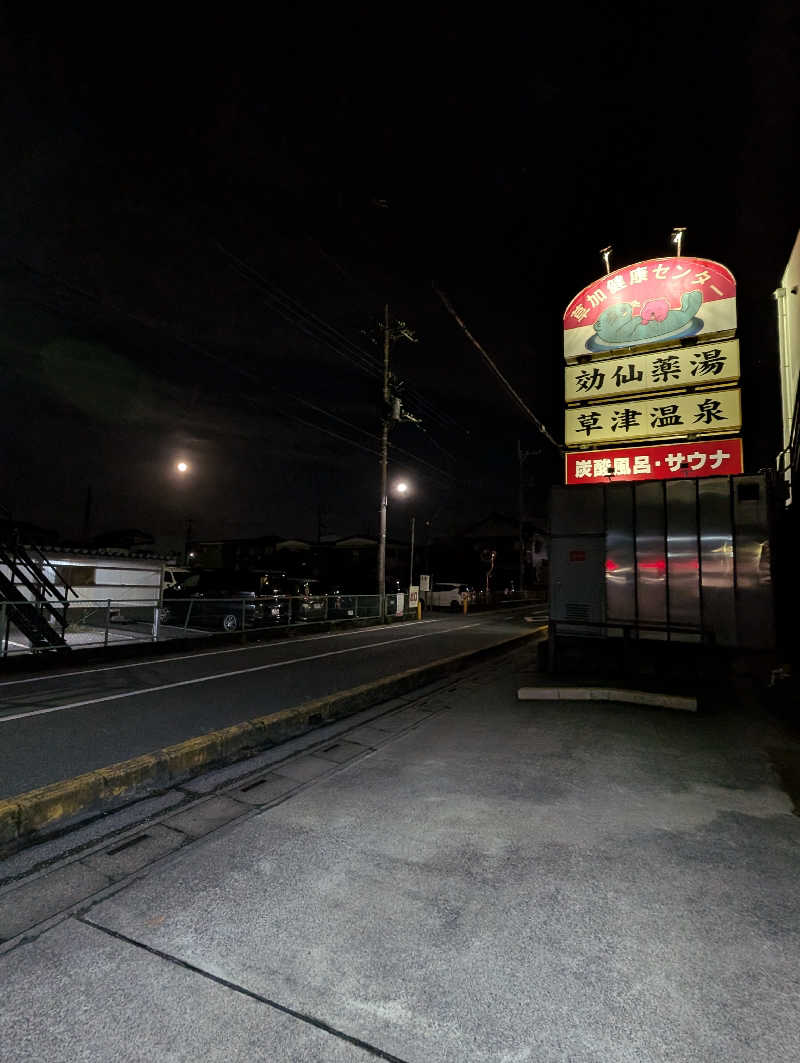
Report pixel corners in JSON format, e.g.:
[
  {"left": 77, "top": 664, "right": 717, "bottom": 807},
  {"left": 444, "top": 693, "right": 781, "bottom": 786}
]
[
  {"left": 285, "top": 577, "right": 327, "bottom": 622},
  {"left": 160, "top": 570, "right": 288, "bottom": 631},
  {"left": 162, "top": 566, "right": 190, "bottom": 590},
  {"left": 427, "top": 581, "right": 476, "bottom": 611},
  {"left": 326, "top": 591, "right": 358, "bottom": 619}
]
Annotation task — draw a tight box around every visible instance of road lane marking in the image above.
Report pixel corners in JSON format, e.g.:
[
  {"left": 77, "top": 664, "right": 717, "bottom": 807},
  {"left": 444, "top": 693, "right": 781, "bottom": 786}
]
[
  {"left": 0, "top": 623, "right": 486, "bottom": 723},
  {"left": 0, "top": 618, "right": 451, "bottom": 688}
]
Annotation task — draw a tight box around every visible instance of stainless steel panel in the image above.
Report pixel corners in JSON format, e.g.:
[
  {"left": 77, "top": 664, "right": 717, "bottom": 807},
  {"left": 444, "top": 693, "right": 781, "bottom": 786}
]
[
  {"left": 666, "top": 479, "right": 700, "bottom": 634},
  {"left": 550, "top": 535, "right": 605, "bottom": 633},
  {"left": 733, "top": 475, "right": 775, "bottom": 650},
  {"left": 635, "top": 482, "right": 667, "bottom": 636},
  {"left": 698, "top": 477, "right": 735, "bottom": 647},
  {"left": 605, "top": 484, "right": 636, "bottom": 624},
  {"left": 550, "top": 485, "right": 605, "bottom": 536}
]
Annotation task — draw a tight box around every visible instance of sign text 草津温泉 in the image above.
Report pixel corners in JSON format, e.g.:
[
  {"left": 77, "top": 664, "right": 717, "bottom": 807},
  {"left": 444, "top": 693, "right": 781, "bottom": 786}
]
[{"left": 564, "top": 387, "right": 741, "bottom": 448}]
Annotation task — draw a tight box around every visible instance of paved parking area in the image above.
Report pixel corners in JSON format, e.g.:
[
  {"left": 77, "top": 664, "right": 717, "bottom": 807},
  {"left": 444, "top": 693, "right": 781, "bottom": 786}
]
[{"left": 1, "top": 648, "right": 798, "bottom": 1062}]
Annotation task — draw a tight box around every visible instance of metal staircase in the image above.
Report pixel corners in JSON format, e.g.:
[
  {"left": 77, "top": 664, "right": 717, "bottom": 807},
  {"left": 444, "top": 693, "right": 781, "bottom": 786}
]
[{"left": 0, "top": 540, "right": 76, "bottom": 651}]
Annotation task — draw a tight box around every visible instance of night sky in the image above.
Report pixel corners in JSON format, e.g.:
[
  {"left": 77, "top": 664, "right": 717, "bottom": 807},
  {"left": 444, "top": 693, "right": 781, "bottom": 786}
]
[{"left": 1, "top": 7, "right": 797, "bottom": 552}]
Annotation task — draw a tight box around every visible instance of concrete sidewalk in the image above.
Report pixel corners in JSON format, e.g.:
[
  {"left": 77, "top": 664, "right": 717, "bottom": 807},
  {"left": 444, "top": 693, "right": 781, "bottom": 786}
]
[{"left": 1, "top": 648, "right": 799, "bottom": 1062}]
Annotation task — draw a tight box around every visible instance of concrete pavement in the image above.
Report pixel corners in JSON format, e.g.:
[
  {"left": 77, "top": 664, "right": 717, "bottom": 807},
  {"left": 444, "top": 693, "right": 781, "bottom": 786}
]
[{"left": 1, "top": 645, "right": 799, "bottom": 1061}]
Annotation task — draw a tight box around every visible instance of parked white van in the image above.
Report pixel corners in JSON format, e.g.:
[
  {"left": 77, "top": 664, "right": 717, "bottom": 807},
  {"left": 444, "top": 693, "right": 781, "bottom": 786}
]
[
  {"left": 163, "top": 567, "right": 190, "bottom": 591},
  {"left": 427, "top": 581, "right": 476, "bottom": 611}
]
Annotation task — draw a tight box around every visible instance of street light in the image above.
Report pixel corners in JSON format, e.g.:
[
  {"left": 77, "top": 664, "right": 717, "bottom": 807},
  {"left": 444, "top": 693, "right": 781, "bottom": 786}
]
[
  {"left": 174, "top": 461, "right": 192, "bottom": 562},
  {"left": 392, "top": 479, "right": 415, "bottom": 592},
  {"left": 377, "top": 477, "right": 414, "bottom": 616}
]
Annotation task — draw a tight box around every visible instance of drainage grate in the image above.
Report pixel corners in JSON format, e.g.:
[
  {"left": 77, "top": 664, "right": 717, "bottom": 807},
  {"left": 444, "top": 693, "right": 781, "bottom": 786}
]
[
  {"left": 239, "top": 777, "right": 269, "bottom": 793},
  {"left": 106, "top": 834, "right": 150, "bottom": 855}
]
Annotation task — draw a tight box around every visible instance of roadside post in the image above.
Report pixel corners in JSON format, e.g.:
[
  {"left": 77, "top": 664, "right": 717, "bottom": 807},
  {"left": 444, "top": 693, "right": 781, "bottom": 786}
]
[
  {"left": 409, "top": 585, "right": 419, "bottom": 620},
  {"left": 419, "top": 574, "right": 430, "bottom": 613}
]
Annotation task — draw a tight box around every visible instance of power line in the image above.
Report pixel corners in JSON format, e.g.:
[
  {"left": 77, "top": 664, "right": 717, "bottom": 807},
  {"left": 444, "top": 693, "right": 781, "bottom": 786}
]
[
  {"left": 433, "top": 285, "right": 563, "bottom": 454},
  {"left": 217, "top": 242, "right": 386, "bottom": 378},
  {"left": 10, "top": 258, "right": 459, "bottom": 484},
  {"left": 216, "top": 241, "right": 465, "bottom": 435},
  {"left": 280, "top": 391, "right": 458, "bottom": 484}
]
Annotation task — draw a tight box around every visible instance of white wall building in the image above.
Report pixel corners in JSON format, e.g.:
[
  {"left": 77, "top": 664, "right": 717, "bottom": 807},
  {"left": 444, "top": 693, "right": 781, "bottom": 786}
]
[
  {"left": 775, "top": 229, "right": 800, "bottom": 504},
  {"left": 1, "top": 548, "right": 167, "bottom": 607}
]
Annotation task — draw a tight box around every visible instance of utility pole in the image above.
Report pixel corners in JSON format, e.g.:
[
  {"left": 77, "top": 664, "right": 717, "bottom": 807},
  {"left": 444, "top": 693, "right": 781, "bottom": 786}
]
[
  {"left": 409, "top": 515, "right": 416, "bottom": 588},
  {"left": 377, "top": 304, "right": 390, "bottom": 606},
  {"left": 375, "top": 306, "right": 418, "bottom": 612},
  {"left": 82, "top": 484, "right": 93, "bottom": 543},
  {"left": 517, "top": 442, "right": 539, "bottom": 595},
  {"left": 184, "top": 517, "right": 193, "bottom": 567},
  {"left": 518, "top": 441, "right": 525, "bottom": 594}
]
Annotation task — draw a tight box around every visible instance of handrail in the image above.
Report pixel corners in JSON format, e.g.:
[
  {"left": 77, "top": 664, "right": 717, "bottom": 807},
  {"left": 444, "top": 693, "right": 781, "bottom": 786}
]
[
  {"left": 0, "top": 542, "right": 74, "bottom": 606},
  {"left": 24, "top": 543, "right": 80, "bottom": 598},
  {"left": 789, "top": 379, "right": 800, "bottom": 481},
  {"left": 549, "top": 615, "right": 713, "bottom": 642},
  {"left": 0, "top": 547, "right": 68, "bottom": 628}
]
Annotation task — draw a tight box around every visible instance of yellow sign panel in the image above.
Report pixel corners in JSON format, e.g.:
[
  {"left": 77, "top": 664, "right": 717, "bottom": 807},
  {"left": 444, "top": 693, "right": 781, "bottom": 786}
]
[
  {"left": 565, "top": 388, "right": 741, "bottom": 448},
  {"left": 565, "top": 338, "right": 740, "bottom": 403}
]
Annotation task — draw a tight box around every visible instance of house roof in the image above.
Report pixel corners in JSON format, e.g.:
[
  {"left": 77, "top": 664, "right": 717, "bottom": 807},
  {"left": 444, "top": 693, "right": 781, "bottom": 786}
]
[
  {"left": 461, "top": 513, "right": 519, "bottom": 538},
  {"left": 460, "top": 512, "right": 547, "bottom": 538}
]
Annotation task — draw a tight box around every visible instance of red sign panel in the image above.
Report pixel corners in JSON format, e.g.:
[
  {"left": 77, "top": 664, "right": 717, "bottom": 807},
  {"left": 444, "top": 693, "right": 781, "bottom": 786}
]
[
  {"left": 563, "top": 257, "right": 736, "bottom": 360},
  {"left": 565, "top": 438, "right": 743, "bottom": 485}
]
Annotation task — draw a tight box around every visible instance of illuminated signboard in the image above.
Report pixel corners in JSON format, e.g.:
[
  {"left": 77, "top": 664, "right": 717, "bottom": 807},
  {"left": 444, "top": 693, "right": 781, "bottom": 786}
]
[
  {"left": 565, "top": 338, "right": 740, "bottom": 403},
  {"left": 565, "top": 437, "right": 743, "bottom": 484},
  {"left": 565, "top": 387, "right": 741, "bottom": 447},
  {"left": 563, "top": 257, "right": 736, "bottom": 362}
]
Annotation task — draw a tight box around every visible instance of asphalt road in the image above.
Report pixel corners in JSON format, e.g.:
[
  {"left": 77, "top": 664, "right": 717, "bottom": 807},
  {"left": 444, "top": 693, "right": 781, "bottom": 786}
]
[{"left": 0, "top": 607, "right": 546, "bottom": 799}]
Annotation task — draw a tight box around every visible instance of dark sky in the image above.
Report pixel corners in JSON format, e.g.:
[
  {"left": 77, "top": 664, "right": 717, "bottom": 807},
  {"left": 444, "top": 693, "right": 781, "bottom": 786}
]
[{"left": 1, "top": 6, "right": 798, "bottom": 550}]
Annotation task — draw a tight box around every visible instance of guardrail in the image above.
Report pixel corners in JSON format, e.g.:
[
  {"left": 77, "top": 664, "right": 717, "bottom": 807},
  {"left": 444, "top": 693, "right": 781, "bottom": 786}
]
[
  {"left": 548, "top": 616, "right": 712, "bottom": 640},
  {"left": 0, "top": 589, "right": 549, "bottom": 657},
  {"left": 546, "top": 615, "right": 714, "bottom": 673},
  {"left": 0, "top": 593, "right": 413, "bottom": 657}
]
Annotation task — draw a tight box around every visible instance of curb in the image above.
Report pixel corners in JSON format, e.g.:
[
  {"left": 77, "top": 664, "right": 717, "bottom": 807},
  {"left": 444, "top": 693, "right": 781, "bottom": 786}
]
[
  {"left": 0, "top": 630, "right": 540, "bottom": 855},
  {"left": 517, "top": 686, "right": 697, "bottom": 712}
]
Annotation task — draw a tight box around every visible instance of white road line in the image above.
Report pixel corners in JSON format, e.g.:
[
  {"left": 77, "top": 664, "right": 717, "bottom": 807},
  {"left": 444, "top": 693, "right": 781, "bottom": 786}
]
[
  {"left": 0, "top": 618, "right": 449, "bottom": 688},
  {"left": 0, "top": 623, "right": 485, "bottom": 724}
]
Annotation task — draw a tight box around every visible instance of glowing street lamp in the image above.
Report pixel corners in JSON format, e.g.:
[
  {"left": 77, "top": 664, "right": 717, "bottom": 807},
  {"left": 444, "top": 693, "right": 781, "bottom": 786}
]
[
  {"left": 671, "top": 227, "right": 687, "bottom": 257},
  {"left": 392, "top": 480, "right": 415, "bottom": 590},
  {"left": 174, "top": 461, "right": 192, "bottom": 562}
]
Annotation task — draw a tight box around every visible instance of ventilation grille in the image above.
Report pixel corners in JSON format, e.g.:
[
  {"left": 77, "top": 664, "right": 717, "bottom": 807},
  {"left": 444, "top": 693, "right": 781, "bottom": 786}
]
[{"left": 565, "top": 602, "right": 590, "bottom": 623}]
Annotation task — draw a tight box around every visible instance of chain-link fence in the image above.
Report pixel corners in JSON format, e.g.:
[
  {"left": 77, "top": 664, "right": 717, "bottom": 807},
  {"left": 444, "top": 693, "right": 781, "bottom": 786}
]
[{"left": 0, "top": 593, "right": 413, "bottom": 656}]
